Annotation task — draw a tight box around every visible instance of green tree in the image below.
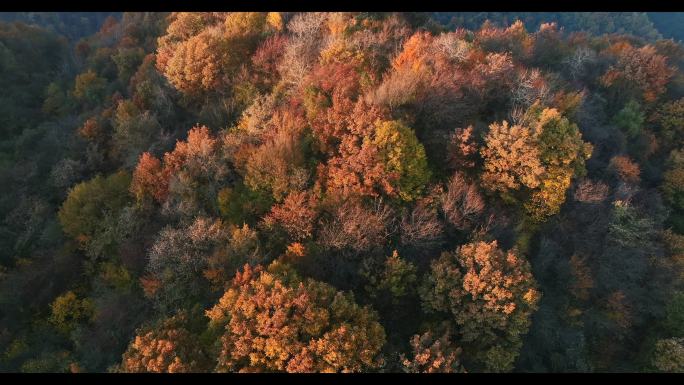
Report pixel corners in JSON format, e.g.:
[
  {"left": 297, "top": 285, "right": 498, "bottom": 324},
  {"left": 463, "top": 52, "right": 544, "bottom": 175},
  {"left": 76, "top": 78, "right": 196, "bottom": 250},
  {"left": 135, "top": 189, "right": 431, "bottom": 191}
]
[
  {"left": 612, "top": 99, "right": 645, "bottom": 139},
  {"left": 73, "top": 70, "right": 107, "bottom": 106},
  {"left": 58, "top": 171, "right": 131, "bottom": 246},
  {"left": 373, "top": 120, "right": 431, "bottom": 201},
  {"left": 363, "top": 250, "right": 418, "bottom": 304}
]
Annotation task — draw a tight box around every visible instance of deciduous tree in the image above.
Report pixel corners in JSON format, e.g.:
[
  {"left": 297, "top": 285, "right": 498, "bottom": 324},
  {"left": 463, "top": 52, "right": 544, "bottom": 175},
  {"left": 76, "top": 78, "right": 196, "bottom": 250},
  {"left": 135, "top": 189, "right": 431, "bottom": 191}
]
[
  {"left": 206, "top": 262, "right": 386, "bottom": 372},
  {"left": 420, "top": 240, "right": 540, "bottom": 371}
]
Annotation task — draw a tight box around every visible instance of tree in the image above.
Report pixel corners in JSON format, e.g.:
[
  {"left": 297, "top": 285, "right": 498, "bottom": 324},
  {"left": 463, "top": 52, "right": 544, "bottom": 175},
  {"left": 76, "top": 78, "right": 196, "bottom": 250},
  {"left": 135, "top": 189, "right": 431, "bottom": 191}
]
[
  {"left": 364, "top": 250, "right": 418, "bottom": 303},
  {"left": 216, "top": 183, "right": 273, "bottom": 227},
  {"left": 663, "top": 291, "right": 684, "bottom": 338},
  {"left": 161, "top": 125, "right": 232, "bottom": 218},
  {"left": 203, "top": 223, "right": 262, "bottom": 290},
  {"left": 130, "top": 152, "right": 167, "bottom": 205},
  {"left": 0, "top": 21, "right": 68, "bottom": 136},
  {"left": 608, "top": 155, "right": 641, "bottom": 185},
  {"left": 42, "top": 82, "right": 69, "bottom": 117},
  {"left": 308, "top": 96, "right": 396, "bottom": 200},
  {"left": 49, "top": 291, "right": 94, "bottom": 334},
  {"left": 401, "top": 331, "right": 465, "bottom": 373},
  {"left": 373, "top": 120, "right": 431, "bottom": 201},
  {"left": 119, "top": 312, "right": 212, "bottom": 373},
  {"left": 420, "top": 240, "right": 540, "bottom": 371},
  {"left": 481, "top": 120, "right": 544, "bottom": 193},
  {"left": 156, "top": 12, "right": 269, "bottom": 100},
  {"left": 251, "top": 34, "right": 288, "bottom": 90},
  {"left": 446, "top": 126, "right": 478, "bottom": 171},
  {"left": 525, "top": 167, "right": 573, "bottom": 222},
  {"left": 145, "top": 217, "right": 230, "bottom": 312},
  {"left": 440, "top": 172, "right": 485, "bottom": 231},
  {"left": 73, "top": 70, "right": 107, "bottom": 106},
  {"left": 613, "top": 100, "right": 644, "bottom": 139},
  {"left": 263, "top": 191, "right": 318, "bottom": 242},
  {"left": 522, "top": 105, "right": 592, "bottom": 221},
  {"left": 399, "top": 197, "right": 444, "bottom": 249},
  {"left": 58, "top": 171, "right": 131, "bottom": 246},
  {"left": 476, "top": 20, "right": 532, "bottom": 59},
  {"left": 663, "top": 149, "right": 684, "bottom": 215},
  {"left": 532, "top": 106, "right": 591, "bottom": 178},
  {"left": 243, "top": 109, "right": 311, "bottom": 202},
  {"left": 205, "top": 261, "right": 386, "bottom": 372},
  {"left": 652, "top": 98, "right": 684, "bottom": 151},
  {"left": 573, "top": 179, "right": 610, "bottom": 203},
  {"left": 112, "top": 46, "right": 145, "bottom": 83},
  {"left": 602, "top": 43, "right": 674, "bottom": 103},
  {"left": 652, "top": 338, "right": 684, "bottom": 372},
  {"left": 318, "top": 198, "right": 396, "bottom": 255},
  {"left": 481, "top": 105, "right": 591, "bottom": 221},
  {"left": 111, "top": 99, "right": 161, "bottom": 167},
  {"left": 159, "top": 29, "right": 231, "bottom": 97},
  {"left": 589, "top": 200, "right": 666, "bottom": 369}
]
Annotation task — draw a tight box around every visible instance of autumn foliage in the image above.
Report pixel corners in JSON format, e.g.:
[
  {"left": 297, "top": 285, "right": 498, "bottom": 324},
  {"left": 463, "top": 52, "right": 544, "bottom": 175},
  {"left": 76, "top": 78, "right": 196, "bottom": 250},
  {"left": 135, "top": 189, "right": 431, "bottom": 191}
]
[
  {"left": 205, "top": 262, "right": 386, "bottom": 372},
  {"left": 4, "top": 11, "right": 684, "bottom": 374}
]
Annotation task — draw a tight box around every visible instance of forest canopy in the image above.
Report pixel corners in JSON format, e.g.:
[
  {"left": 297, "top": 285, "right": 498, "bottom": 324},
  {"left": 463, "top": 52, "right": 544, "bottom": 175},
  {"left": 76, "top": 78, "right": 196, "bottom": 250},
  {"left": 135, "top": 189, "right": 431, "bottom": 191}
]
[{"left": 0, "top": 11, "right": 684, "bottom": 373}]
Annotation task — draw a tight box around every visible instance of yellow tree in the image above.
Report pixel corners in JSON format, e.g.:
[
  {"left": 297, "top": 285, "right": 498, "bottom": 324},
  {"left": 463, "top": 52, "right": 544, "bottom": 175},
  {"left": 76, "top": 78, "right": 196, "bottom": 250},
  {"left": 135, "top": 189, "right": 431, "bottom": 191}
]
[
  {"left": 156, "top": 12, "right": 269, "bottom": 100},
  {"left": 481, "top": 120, "right": 545, "bottom": 193},
  {"left": 481, "top": 105, "right": 592, "bottom": 221},
  {"left": 524, "top": 106, "right": 592, "bottom": 220}
]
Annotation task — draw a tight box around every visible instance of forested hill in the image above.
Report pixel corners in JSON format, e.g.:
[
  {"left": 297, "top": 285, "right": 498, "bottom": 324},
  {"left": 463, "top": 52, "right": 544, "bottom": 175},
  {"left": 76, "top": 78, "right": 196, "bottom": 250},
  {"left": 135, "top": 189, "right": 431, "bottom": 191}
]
[
  {"left": 0, "top": 12, "right": 683, "bottom": 373},
  {"left": 0, "top": 12, "right": 119, "bottom": 41},
  {"left": 649, "top": 12, "right": 684, "bottom": 43},
  {"left": 2, "top": 12, "right": 682, "bottom": 44}
]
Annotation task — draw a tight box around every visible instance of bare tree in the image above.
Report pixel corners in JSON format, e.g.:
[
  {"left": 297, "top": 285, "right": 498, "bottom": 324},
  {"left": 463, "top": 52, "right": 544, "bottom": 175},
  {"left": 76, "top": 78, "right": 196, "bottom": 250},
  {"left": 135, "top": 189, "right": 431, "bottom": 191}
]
[
  {"left": 400, "top": 198, "right": 444, "bottom": 249},
  {"left": 441, "top": 172, "right": 485, "bottom": 231},
  {"left": 318, "top": 197, "right": 397, "bottom": 254}
]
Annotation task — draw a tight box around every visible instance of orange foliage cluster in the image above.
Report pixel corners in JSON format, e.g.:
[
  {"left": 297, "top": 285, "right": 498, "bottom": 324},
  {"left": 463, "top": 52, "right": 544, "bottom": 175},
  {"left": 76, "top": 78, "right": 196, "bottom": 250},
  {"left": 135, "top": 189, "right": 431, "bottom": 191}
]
[
  {"left": 206, "top": 262, "right": 386, "bottom": 372},
  {"left": 264, "top": 191, "right": 318, "bottom": 241},
  {"left": 120, "top": 314, "right": 210, "bottom": 373},
  {"left": 609, "top": 155, "right": 641, "bottom": 185},
  {"left": 481, "top": 121, "right": 544, "bottom": 192},
  {"left": 422, "top": 241, "right": 540, "bottom": 342},
  {"left": 130, "top": 125, "right": 219, "bottom": 204},
  {"left": 402, "top": 331, "right": 465, "bottom": 373},
  {"left": 446, "top": 126, "right": 478, "bottom": 170},
  {"left": 602, "top": 43, "right": 675, "bottom": 102}
]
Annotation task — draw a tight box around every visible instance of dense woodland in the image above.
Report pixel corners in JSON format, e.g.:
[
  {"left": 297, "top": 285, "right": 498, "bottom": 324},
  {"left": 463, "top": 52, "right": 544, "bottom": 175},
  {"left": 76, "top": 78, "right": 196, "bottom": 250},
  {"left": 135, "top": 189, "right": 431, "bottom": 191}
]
[{"left": 1, "top": 12, "right": 684, "bottom": 373}]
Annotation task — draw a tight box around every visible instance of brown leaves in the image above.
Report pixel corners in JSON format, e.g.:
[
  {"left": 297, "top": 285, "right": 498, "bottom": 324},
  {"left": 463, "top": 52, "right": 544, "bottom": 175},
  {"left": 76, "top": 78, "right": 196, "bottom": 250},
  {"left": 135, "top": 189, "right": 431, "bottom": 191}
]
[
  {"left": 446, "top": 126, "right": 478, "bottom": 170},
  {"left": 574, "top": 179, "right": 610, "bottom": 203},
  {"left": 400, "top": 197, "right": 444, "bottom": 249},
  {"left": 264, "top": 191, "right": 318, "bottom": 241},
  {"left": 318, "top": 198, "right": 396, "bottom": 254},
  {"left": 609, "top": 155, "right": 641, "bottom": 185},
  {"left": 602, "top": 43, "right": 675, "bottom": 103},
  {"left": 440, "top": 172, "right": 485, "bottom": 231},
  {"left": 131, "top": 152, "right": 167, "bottom": 204}
]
